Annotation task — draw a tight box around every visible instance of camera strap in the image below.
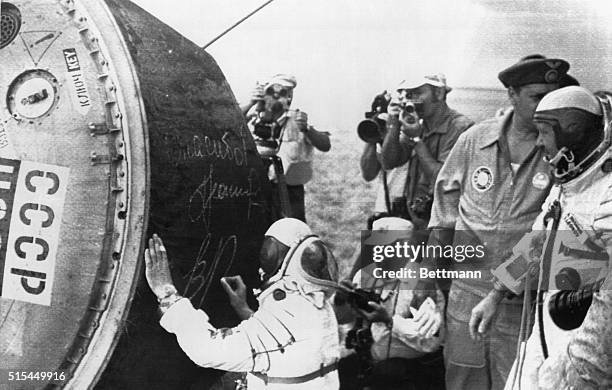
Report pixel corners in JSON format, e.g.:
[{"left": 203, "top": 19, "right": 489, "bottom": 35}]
[
  {"left": 382, "top": 169, "right": 391, "bottom": 213},
  {"left": 402, "top": 125, "right": 439, "bottom": 207}
]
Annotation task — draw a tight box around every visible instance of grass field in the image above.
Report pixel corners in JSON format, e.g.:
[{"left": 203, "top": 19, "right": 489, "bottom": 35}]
[{"left": 304, "top": 87, "right": 508, "bottom": 278}]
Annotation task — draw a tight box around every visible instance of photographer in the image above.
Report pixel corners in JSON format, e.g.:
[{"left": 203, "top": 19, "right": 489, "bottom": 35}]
[
  {"left": 380, "top": 74, "right": 473, "bottom": 229},
  {"left": 359, "top": 91, "right": 411, "bottom": 222},
  {"left": 467, "top": 86, "right": 612, "bottom": 390},
  {"left": 242, "top": 74, "right": 330, "bottom": 222},
  {"left": 337, "top": 217, "right": 445, "bottom": 390}
]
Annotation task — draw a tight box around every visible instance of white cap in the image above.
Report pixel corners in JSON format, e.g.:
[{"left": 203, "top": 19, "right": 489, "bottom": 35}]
[
  {"left": 364, "top": 217, "right": 414, "bottom": 245},
  {"left": 397, "top": 73, "right": 452, "bottom": 93},
  {"left": 372, "top": 217, "right": 414, "bottom": 231},
  {"left": 264, "top": 74, "right": 297, "bottom": 90},
  {"left": 265, "top": 218, "right": 313, "bottom": 247},
  {"left": 536, "top": 86, "right": 602, "bottom": 115}
]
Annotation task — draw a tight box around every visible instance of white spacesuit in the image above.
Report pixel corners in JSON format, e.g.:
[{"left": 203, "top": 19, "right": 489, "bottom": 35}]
[
  {"left": 159, "top": 218, "right": 340, "bottom": 389},
  {"left": 486, "top": 87, "right": 612, "bottom": 390}
]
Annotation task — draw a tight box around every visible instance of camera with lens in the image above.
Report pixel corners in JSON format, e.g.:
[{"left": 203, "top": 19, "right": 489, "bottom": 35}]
[
  {"left": 252, "top": 101, "right": 287, "bottom": 157},
  {"left": 357, "top": 92, "right": 390, "bottom": 144},
  {"left": 338, "top": 281, "right": 383, "bottom": 313},
  {"left": 548, "top": 268, "right": 604, "bottom": 330},
  {"left": 347, "top": 287, "right": 382, "bottom": 313},
  {"left": 399, "top": 101, "right": 425, "bottom": 125}
]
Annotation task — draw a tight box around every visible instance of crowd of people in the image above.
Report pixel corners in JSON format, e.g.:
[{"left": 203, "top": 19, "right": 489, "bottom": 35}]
[{"left": 144, "top": 55, "right": 611, "bottom": 390}]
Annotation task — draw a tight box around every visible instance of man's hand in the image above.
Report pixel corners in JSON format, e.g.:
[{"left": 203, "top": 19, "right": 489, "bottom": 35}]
[
  {"left": 295, "top": 110, "right": 308, "bottom": 132},
  {"left": 144, "top": 234, "right": 176, "bottom": 300},
  {"left": 357, "top": 301, "right": 392, "bottom": 325},
  {"left": 221, "top": 276, "right": 253, "bottom": 320},
  {"left": 249, "top": 83, "right": 265, "bottom": 104},
  {"left": 387, "top": 97, "right": 402, "bottom": 117},
  {"left": 468, "top": 289, "right": 505, "bottom": 340},
  {"left": 399, "top": 112, "right": 422, "bottom": 138},
  {"left": 221, "top": 276, "right": 247, "bottom": 309},
  {"left": 413, "top": 297, "right": 442, "bottom": 338}
]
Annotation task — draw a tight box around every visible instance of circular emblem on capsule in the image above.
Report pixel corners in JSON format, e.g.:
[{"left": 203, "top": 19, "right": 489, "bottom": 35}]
[
  {"left": 532, "top": 172, "right": 550, "bottom": 190},
  {"left": 471, "top": 166, "right": 494, "bottom": 192}
]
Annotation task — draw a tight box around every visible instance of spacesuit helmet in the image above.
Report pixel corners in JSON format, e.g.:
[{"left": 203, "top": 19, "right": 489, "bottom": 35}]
[
  {"left": 259, "top": 218, "right": 339, "bottom": 291},
  {"left": 533, "top": 86, "right": 611, "bottom": 182}
]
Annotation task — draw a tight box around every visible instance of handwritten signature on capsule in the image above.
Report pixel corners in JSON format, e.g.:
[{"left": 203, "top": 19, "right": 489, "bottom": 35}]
[
  {"left": 188, "top": 165, "right": 263, "bottom": 229},
  {"left": 182, "top": 233, "right": 238, "bottom": 308},
  {"left": 159, "top": 131, "right": 249, "bottom": 167}
]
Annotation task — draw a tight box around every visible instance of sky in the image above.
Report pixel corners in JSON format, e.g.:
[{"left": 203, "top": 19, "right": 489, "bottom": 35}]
[{"left": 130, "top": 0, "right": 612, "bottom": 131}]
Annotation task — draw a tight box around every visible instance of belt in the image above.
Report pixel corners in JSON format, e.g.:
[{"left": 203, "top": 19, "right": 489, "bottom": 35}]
[{"left": 251, "top": 361, "right": 338, "bottom": 384}]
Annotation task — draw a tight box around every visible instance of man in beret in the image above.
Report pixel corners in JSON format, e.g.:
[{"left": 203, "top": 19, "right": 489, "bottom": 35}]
[
  {"left": 426, "top": 55, "right": 572, "bottom": 390},
  {"left": 241, "top": 74, "right": 331, "bottom": 222}
]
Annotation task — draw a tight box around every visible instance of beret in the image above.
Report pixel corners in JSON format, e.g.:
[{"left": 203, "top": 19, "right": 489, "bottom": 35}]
[{"left": 498, "top": 56, "right": 570, "bottom": 88}]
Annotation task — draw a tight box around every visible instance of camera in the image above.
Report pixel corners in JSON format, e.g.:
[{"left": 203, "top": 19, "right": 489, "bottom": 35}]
[
  {"left": 357, "top": 92, "right": 390, "bottom": 144},
  {"left": 357, "top": 115, "right": 386, "bottom": 144},
  {"left": 548, "top": 271, "right": 604, "bottom": 330},
  {"left": 399, "top": 101, "right": 424, "bottom": 125},
  {"left": 252, "top": 101, "right": 287, "bottom": 157},
  {"left": 346, "top": 287, "right": 383, "bottom": 312},
  {"left": 337, "top": 280, "right": 382, "bottom": 313}
]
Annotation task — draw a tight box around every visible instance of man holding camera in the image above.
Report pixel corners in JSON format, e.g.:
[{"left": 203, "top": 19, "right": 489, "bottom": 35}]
[
  {"left": 241, "top": 74, "right": 331, "bottom": 222},
  {"left": 468, "top": 86, "right": 612, "bottom": 390},
  {"left": 427, "top": 55, "right": 572, "bottom": 390},
  {"left": 380, "top": 74, "right": 474, "bottom": 229},
  {"left": 337, "top": 217, "right": 446, "bottom": 390},
  {"left": 359, "top": 91, "right": 410, "bottom": 221}
]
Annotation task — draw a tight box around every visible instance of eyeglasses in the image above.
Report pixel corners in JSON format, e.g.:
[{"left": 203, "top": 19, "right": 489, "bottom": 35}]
[{"left": 265, "top": 84, "right": 291, "bottom": 98}]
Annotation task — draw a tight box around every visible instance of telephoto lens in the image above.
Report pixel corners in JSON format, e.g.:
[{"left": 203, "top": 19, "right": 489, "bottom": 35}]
[{"left": 548, "top": 275, "right": 604, "bottom": 330}]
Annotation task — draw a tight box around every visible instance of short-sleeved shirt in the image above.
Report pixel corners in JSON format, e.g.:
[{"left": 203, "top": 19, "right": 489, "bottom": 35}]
[
  {"left": 277, "top": 111, "right": 314, "bottom": 186},
  {"left": 399, "top": 107, "right": 473, "bottom": 226},
  {"left": 429, "top": 110, "right": 553, "bottom": 295},
  {"left": 247, "top": 109, "right": 317, "bottom": 186},
  {"left": 374, "top": 143, "right": 410, "bottom": 213}
]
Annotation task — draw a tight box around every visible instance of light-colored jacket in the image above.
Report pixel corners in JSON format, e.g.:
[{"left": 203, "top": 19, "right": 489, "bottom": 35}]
[
  {"left": 502, "top": 147, "right": 612, "bottom": 390},
  {"left": 160, "top": 280, "right": 339, "bottom": 390}
]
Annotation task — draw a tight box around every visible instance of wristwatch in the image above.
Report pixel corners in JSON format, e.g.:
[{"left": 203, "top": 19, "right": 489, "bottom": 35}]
[{"left": 157, "top": 284, "right": 182, "bottom": 315}]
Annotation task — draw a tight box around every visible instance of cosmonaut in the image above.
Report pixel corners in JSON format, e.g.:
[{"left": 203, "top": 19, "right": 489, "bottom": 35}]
[
  {"left": 468, "top": 86, "right": 612, "bottom": 390},
  {"left": 144, "top": 218, "right": 340, "bottom": 389}
]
